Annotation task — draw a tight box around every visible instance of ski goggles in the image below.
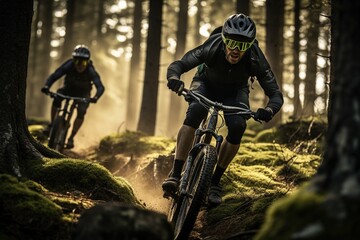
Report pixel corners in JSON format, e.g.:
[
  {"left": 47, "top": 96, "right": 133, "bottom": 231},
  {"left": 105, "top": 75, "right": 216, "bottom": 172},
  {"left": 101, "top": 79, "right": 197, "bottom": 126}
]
[
  {"left": 222, "top": 34, "right": 254, "bottom": 52},
  {"left": 74, "top": 59, "right": 89, "bottom": 67}
]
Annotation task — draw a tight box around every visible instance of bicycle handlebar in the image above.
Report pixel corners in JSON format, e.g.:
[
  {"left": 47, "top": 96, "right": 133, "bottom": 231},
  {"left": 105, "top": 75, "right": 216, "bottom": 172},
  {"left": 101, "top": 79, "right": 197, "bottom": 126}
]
[
  {"left": 180, "top": 88, "right": 257, "bottom": 119},
  {"left": 46, "top": 91, "right": 91, "bottom": 103}
]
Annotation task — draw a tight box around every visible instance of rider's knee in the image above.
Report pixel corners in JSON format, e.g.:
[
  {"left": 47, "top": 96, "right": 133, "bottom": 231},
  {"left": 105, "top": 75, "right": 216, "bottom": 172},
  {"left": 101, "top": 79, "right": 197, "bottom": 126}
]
[
  {"left": 77, "top": 105, "right": 88, "bottom": 118},
  {"left": 226, "top": 118, "right": 247, "bottom": 144},
  {"left": 183, "top": 103, "right": 207, "bottom": 128}
]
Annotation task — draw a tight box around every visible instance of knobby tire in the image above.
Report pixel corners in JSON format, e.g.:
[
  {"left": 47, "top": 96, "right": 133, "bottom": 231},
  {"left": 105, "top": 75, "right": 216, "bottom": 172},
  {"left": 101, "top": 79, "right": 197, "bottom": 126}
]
[
  {"left": 48, "top": 116, "right": 61, "bottom": 149},
  {"left": 174, "top": 145, "right": 217, "bottom": 240},
  {"left": 48, "top": 116, "right": 66, "bottom": 153}
]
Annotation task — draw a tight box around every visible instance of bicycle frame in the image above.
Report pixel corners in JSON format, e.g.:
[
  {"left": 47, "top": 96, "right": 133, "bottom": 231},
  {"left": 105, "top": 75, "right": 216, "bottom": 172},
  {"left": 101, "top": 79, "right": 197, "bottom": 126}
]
[
  {"left": 46, "top": 91, "right": 89, "bottom": 152},
  {"left": 179, "top": 89, "right": 254, "bottom": 196},
  {"left": 168, "top": 88, "right": 255, "bottom": 239}
]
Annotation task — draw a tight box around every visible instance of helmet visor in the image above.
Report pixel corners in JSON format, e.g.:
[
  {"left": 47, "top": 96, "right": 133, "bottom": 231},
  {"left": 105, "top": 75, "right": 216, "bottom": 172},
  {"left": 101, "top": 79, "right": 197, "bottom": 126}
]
[
  {"left": 74, "top": 59, "right": 89, "bottom": 67},
  {"left": 222, "top": 34, "right": 254, "bottom": 52}
]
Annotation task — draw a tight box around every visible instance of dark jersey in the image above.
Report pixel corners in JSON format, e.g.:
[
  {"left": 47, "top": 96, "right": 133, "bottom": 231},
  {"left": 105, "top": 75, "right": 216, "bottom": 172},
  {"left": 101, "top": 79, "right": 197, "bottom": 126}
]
[
  {"left": 45, "top": 59, "right": 105, "bottom": 99},
  {"left": 166, "top": 33, "right": 283, "bottom": 114}
]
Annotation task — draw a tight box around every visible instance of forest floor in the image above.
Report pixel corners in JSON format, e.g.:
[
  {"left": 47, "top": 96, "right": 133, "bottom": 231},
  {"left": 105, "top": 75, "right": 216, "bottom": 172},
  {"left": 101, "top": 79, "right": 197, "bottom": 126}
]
[
  {"left": 61, "top": 146, "right": 250, "bottom": 240},
  {"left": 62, "top": 144, "right": 262, "bottom": 240},
  {"left": 26, "top": 118, "right": 326, "bottom": 240}
]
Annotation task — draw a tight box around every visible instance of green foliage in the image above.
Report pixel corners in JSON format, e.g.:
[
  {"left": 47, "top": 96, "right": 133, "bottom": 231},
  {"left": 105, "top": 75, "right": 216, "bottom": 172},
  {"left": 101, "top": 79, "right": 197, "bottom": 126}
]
[
  {"left": 254, "top": 117, "right": 327, "bottom": 155},
  {"left": 28, "top": 125, "right": 48, "bottom": 142},
  {"left": 205, "top": 142, "right": 321, "bottom": 235},
  {"left": 255, "top": 187, "right": 325, "bottom": 240},
  {"left": 255, "top": 186, "right": 360, "bottom": 240}
]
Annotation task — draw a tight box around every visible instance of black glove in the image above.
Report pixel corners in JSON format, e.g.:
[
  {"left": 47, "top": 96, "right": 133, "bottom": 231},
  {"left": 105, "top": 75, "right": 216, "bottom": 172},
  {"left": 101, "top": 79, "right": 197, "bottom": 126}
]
[
  {"left": 89, "top": 97, "right": 98, "bottom": 103},
  {"left": 254, "top": 108, "right": 273, "bottom": 122},
  {"left": 167, "top": 78, "right": 184, "bottom": 95},
  {"left": 41, "top": 86, "right": 50, "bottom": 94}
]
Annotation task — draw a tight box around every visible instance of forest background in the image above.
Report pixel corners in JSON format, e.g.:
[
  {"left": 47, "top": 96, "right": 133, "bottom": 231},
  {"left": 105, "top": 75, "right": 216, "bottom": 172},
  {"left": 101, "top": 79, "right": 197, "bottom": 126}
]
[{"left": 26, "top": 0, "right": 330, "bottom": 150}]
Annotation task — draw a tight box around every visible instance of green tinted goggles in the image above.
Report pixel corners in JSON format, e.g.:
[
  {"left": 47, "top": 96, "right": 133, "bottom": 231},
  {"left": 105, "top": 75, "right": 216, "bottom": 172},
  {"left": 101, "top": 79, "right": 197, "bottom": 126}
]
[
  {"left": 74, "top": 59, "right": 89, "bottom": 67},
  {"left": 222, "top": 34, "right": 254, "bottom": 52}
]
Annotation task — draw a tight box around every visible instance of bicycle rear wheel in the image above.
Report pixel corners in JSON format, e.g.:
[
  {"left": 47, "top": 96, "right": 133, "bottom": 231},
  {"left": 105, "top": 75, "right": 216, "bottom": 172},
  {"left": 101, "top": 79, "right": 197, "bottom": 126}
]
[{"left": 173, "top": 145, "right": 217, "bottom": 240}]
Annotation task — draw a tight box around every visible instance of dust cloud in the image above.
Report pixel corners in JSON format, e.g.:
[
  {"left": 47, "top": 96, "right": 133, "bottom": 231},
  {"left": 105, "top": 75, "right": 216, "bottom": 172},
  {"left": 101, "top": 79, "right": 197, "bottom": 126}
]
[{"left": 128, "top": 179, "right": 171, "bottom": 215}]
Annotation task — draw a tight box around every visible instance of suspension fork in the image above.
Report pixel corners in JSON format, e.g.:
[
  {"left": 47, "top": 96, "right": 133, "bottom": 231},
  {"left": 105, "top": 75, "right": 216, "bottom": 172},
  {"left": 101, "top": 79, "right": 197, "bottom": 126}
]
[{"left": 179, "top": 143, "right": 206, "bottom": 196}]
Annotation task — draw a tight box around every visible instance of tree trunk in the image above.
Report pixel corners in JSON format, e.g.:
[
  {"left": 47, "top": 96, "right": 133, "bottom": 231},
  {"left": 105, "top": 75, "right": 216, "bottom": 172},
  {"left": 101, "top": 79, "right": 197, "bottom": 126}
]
[
  {"left": 166, "top": 0, "right": 189, "bottom": 137},
  {"left": 265, "top": 0, "right": 284, "bottom": 128},
  {"left": 315, "top": 1, "right": 360, "bottom": 191},
  {"left": 0, "top": 0, "right": 64, "bottom": 177},
  {"left": 137, "top": 0, "right": 163, "bottom": 135},
  {"left": 126, "top": 0, "right": 142, "bottom": 131},
  {"left": 27, "top": 0, "right": 54, "bottom": 118},
  {"left": 303, "top": 0, "right": 322, "bottom": 117},
  {"left": 60, "top": 0, "right": 76, "bottom": 63},
  {"left": 236, "top": 0, "right": 250, "bottom": 15},
  {"left": 292, "top": 0, "right": 303, "bottom": 119}
]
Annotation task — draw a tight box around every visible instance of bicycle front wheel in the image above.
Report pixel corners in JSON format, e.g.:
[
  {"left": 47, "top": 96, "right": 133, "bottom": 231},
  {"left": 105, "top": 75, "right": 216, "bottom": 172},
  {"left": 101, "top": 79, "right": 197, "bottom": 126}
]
[
  {"left": 48, "top": 116, "right": 67, "bottom": 153},
  {"left": 173, "top": 145, "right": 217, "bottom": 240}
]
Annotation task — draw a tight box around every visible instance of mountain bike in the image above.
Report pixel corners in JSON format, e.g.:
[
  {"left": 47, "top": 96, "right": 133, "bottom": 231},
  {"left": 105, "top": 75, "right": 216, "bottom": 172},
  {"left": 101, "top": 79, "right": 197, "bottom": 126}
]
[
  {"left": 45, "top": 91, "right": 91, "bottom": 153},
  {"left": 165, "top": 88, "right": 256, "bottom": 240}
]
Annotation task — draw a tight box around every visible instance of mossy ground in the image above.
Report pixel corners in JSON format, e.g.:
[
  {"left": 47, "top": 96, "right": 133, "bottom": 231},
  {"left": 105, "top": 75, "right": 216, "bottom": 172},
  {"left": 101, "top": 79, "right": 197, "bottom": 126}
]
[{"left": 0, "top": 118, "right": 327, "bottom": 239}]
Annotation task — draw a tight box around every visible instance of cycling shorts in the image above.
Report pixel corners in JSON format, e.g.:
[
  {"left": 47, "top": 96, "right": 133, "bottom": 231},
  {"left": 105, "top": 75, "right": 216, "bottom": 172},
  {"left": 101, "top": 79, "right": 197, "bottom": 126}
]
[{"left": 183, "top": 79, "right": 250, "bottom": 144}]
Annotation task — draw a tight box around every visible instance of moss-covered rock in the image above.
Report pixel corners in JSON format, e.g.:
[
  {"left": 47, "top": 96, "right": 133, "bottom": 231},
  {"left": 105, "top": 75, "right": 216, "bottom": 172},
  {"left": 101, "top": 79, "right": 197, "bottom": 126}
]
[
  {"left": 254, "top": 117, "right": 327, "bottom": 155},
  {"left": 0, "top": 174, "right": 66, "bottom": 239},
  {"left": 98, "top": 130, "right": 175, "bottom": 156},
  {"left": 202, "top": 143, "right": 321, "bottom": 239},
  {"left": 31, "top": 158, "right": 138, "bottom": 204}
]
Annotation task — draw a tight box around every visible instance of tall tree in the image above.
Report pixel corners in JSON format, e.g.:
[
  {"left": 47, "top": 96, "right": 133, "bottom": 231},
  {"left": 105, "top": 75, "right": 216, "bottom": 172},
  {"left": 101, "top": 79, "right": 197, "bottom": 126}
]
[
  {"left": 303, "top": 0, "right": 322, "bottom": 116},
  {"left": 265, "top": 0, "right": 284, "bottom": 127},
  {"left": 27, "top": 0, "right": 54, "bottom": 118},
  {"left": 0, "top": 0, "right": 62, "bottom": 178},
  {"left": 292, "top": 0, "right": 303, "bottom": 119},
  {"left": 194, "top": 0, "right": 203, "bottom": 46},
  {"left": 60, "top": 0, "right": 76, "bottom": 63},
  {"left": 126, "top": 0, "right": 143, "bottom": 131},
  {"left": 255, "top": 1, "right": 360, "bottom": 239},
  {"left": 166, "top": 0, "right": 189, "bottom": 137},
  {"left": 137, "top": 0, "right": 163, "bottom": 135},
  {"left": 236, "top": 0, "right": 250, "bottom": 15}
]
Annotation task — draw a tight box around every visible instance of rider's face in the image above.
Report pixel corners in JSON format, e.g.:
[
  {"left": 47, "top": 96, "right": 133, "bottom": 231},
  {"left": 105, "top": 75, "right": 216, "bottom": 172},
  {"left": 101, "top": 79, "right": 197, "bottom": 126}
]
[
  {"left": 225, "top": 47, "right": 246, "bottom": 64},
  {"left": 73, "top": 58, "right": 88, "bottom": 73}
]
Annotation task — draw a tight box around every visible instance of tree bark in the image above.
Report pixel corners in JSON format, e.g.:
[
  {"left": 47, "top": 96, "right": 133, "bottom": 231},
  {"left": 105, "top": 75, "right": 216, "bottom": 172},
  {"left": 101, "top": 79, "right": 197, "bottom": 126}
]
[
  {"left": 0, "top": 0, "right": 64, "bottom": 178},
  {"left": 303, "top": 0, "right": 322, "bottom": 117},
  {"left": 137, "top": 0, "right": 163, "bottom": 135},
  {"left": 166, "top": 0, "right": 189, "bottom": 137},
  {"left": 292, "top": 0, "right": 303, "bottom": 119},
  {"left": 315, "top": 1, "right": 360, "bottom": 191},
  {"left": 265, "top": 0, "right": 284, "bottom": 127},
  {"left": 126, "top": 0, "right": 142, "bottom": 131}
]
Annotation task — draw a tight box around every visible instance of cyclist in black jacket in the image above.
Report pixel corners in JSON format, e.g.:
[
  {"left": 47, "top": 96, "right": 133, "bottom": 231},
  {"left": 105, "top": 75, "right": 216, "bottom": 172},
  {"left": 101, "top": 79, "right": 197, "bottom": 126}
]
[
  {"left": 162, "top": 14, "right": 283, "bottom": 206},
  {"left": 41, "top": 44, "right": 105, "bottom": 149}
]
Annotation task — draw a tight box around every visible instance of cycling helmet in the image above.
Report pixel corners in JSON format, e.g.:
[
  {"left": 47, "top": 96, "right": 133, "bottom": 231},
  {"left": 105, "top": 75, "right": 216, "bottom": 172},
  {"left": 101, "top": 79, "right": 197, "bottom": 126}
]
[
  {"left": 72, "top": 44, "right": 91, "bottom": 59},
  {"left": 222, "top": 14, "right": 256, "bottom": 42}
]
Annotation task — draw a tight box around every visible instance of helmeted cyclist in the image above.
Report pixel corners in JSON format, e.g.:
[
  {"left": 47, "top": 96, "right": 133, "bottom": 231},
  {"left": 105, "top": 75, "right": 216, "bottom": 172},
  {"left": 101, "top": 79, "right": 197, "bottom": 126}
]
[
  {"left": 41, "top": 44, "right": 105, "bottom": 149},
  {"left": 162, "top": 14, "right": 284, "bottom": 206}
]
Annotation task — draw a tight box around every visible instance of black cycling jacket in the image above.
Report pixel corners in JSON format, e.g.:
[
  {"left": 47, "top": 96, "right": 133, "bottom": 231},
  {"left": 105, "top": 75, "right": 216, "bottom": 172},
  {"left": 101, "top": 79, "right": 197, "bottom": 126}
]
[
  {"left": 167, "top": 33, "right": 283, "bottom": 114},
  {"left": 44, "top": 59, "right": 105, "bottom": 99}
]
